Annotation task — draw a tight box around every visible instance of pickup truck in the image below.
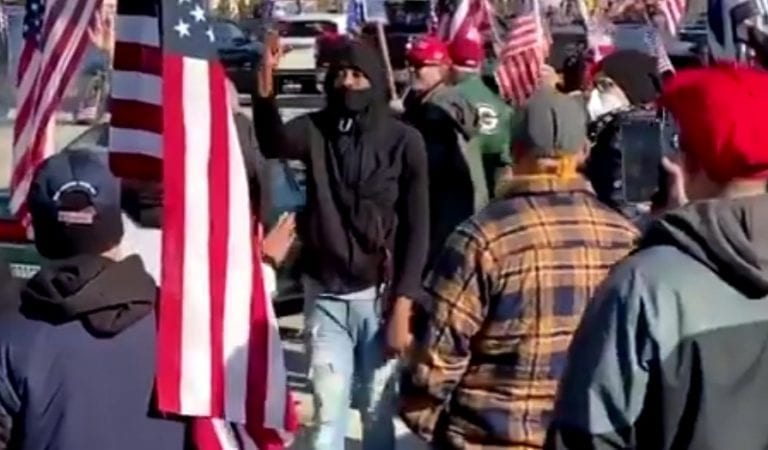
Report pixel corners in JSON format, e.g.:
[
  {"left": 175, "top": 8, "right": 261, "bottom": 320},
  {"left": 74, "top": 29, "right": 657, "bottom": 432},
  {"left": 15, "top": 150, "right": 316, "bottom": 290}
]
[{"left": 0, "top": 124, "right": 308, "bottom": 316}]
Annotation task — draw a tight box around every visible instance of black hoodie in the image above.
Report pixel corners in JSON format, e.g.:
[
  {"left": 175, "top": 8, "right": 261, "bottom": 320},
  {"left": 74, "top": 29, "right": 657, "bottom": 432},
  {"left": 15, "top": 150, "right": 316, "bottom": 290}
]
[
  {"left": 251, "top": 40, "right": 429, "bottom": 300},
  {"left": 548, "top": 195, "right": 768, "bottom": 450},
  {"left": 0, "top": 255, "right": 185, "bottom": 450}
]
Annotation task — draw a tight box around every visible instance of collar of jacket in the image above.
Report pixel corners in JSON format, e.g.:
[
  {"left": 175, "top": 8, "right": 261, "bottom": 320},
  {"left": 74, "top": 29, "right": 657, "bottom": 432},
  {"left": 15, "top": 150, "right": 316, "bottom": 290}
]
[{"left": 496, "top": 174, "right": 594, "bottom": 198}]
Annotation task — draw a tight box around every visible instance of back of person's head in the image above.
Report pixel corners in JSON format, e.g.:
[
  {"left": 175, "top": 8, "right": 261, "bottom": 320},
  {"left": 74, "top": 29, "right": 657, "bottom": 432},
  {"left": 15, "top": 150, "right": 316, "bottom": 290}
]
[
  {"left": 511, "top": 87, "right": 589, "bottom": 177},
  {"left": 27, "top": 149, "right": 124, "bottom": 260},
  {"left": 659, "top": 64, "right": 768, "bottom": 200},
  {"left": 447, "top": 28, "right": 484, "bottom": 73}
]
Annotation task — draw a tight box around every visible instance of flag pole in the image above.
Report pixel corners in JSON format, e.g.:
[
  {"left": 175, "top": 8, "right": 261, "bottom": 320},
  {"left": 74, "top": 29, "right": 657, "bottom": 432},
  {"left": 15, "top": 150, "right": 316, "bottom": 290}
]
[{"left": 374, "top": 21, "right": 398, "bottom": 99}]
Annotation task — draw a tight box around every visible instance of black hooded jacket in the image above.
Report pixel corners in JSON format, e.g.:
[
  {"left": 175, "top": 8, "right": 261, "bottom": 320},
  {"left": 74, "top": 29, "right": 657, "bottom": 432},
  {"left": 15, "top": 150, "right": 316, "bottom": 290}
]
[
  {"left": 251, "top": 40, "right": 429, "bottom": 299},
  {"left": 0, "top": 255, "right": 185, "bottom": 450}
]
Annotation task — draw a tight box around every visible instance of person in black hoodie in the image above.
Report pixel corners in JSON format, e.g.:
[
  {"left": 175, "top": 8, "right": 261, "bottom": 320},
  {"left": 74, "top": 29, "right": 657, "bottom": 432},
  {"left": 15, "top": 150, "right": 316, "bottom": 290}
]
[
  {"left": 546, "top": 65, "right": 768, "bottom": 450},
  {"left": 252, "top": 37, "right": 429, "bottom": 450},
  {"left": 0, "top": 150, "right": 185, "bottom": 450}
]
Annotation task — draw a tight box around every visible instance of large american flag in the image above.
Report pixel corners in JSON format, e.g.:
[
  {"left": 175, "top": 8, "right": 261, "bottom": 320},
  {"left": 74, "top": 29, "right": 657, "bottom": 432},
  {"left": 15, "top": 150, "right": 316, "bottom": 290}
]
[
  {"left": 109, "top": 0, "right": 163, "bottom": 180},
  {"left": 11, "top": 0, "right": 99, "bottom": 219},
  {"left": 109, "top": 1, "right": 297, "bottom": 448},
  {"left": 494, "top": 0, "right": 544, "bottom": 105},
  {"left": 660, "top": 0, "right": 687, "bottom": 35}
]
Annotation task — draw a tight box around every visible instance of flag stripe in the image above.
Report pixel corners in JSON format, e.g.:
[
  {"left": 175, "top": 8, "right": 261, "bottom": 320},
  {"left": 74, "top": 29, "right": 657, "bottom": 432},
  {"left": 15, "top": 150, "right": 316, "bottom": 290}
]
[
  {"left": 111, "top": 71, "right": 162, "bottom": 104},
  {"left": 180, "top": 56, "right": 214, "bottom": 415},
  {"left": 156, "top": 53, "right": 186, "bottom": 416},
  {"left": 208, "top": 62, "right": 230, "bottom": 419},
  {"left": 494, "top": 1, "right": 543, "bottom": 105}
]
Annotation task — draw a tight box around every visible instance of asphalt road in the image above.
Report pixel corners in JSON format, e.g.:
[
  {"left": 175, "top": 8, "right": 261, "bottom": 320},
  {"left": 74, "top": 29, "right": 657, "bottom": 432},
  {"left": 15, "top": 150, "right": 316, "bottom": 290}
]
[{"left": 0, "top": 93, "right": 425, "bottom": 450}]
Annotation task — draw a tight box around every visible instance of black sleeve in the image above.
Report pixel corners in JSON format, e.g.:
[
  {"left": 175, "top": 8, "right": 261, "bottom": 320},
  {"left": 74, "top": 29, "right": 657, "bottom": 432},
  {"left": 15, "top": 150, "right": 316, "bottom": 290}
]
[
  {"left": 250, "top": 95, "right": 310, "bottom": 161},
  {"left": 392, "top": 126, "right": 430, "bottom": 300}
]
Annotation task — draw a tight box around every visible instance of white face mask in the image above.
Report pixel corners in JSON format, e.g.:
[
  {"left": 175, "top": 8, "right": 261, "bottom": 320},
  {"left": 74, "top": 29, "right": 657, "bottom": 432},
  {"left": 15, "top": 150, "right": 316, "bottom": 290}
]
[{"left": 587, "top": 88, "right": 630, "bottom": 120}]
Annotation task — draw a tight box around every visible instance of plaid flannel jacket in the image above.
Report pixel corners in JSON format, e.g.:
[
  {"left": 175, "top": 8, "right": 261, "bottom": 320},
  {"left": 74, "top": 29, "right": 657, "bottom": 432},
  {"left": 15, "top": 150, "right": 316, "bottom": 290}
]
[{"left": 400, "top": 176, "right": 640, "bottom": 450}]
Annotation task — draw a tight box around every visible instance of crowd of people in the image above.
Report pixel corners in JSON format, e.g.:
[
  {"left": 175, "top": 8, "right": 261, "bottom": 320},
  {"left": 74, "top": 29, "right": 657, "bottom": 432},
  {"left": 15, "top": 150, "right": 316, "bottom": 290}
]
[{"left": 1, "top": 14, "right": 768, "bottom": 450}]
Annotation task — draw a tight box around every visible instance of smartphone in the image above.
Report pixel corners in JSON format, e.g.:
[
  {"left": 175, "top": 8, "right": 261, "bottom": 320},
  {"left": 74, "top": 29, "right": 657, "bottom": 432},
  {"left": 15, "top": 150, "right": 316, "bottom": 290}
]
[{"left": 618, "top": 111, "right": 666, "bottom": 204}]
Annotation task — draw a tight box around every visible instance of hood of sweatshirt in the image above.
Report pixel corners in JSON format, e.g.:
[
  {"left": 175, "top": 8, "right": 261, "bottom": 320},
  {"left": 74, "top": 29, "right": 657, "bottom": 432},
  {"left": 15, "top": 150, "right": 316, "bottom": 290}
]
[
  {"left": 21, "top": 254, "right": 156, "bottom": 337},
  {"left": 641, "top": 195, "right": 768, "bottom": 298}
]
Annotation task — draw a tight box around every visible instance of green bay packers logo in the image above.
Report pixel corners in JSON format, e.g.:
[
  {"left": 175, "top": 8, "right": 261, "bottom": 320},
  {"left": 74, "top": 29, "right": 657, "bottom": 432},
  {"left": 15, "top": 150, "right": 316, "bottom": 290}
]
[{"left": 476, "top": 103, "right": 499, "bottom": 135}]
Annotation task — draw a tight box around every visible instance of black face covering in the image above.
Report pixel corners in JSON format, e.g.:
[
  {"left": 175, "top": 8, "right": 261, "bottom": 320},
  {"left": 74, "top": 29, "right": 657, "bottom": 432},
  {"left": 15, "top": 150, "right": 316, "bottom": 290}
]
[{"left": 329, "top": 86, "right": 374, "bottom": 115}]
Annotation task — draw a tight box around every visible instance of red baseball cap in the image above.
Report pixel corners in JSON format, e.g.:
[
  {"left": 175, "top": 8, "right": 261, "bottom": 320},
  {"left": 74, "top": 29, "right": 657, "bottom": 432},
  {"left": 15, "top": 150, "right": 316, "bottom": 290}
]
[
  {"left": 447, "top": 27, "right": 484, "bottom": 68},
  {"left": 407, "top": 35, "right": 451, "bottom": 67},
  {"left": 659, "top": 64, "right": 768, "bottom": 182}
]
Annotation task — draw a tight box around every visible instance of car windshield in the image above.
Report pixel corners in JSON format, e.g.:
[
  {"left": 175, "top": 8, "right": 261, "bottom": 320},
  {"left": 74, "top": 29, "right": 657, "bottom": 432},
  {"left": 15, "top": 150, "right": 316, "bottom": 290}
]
[
  {"left": 278, "top": 20, "right": 339, "bottom": 37},
  {"left": 214, "top": 21, "right": 247, "bottom": 43}
]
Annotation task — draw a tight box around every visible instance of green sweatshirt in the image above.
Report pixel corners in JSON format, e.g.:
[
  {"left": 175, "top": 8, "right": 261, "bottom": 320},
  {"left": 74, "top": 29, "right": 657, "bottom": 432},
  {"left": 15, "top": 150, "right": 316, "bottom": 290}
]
[{"left": 453, "top": 72, "right": 514, "bottom": 161}]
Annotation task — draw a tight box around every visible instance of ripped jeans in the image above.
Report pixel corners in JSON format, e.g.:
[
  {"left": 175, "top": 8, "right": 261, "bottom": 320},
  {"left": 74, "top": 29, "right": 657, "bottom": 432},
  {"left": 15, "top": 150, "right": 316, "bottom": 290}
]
[{"left": 304, "top": 280, "right": 398, "bottom": 450}]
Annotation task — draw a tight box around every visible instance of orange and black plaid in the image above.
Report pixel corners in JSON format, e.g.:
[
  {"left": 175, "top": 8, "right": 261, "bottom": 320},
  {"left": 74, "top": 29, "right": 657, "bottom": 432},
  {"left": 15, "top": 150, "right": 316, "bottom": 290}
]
[{"left": 400, "top": 176, "right": 639, "bottom": 450}]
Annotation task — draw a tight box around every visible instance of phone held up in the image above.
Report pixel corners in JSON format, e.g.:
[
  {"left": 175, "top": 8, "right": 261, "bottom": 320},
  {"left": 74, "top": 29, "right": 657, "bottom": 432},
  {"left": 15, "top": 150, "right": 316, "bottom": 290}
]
[{"left": 616, "top": 108, "right": 679, "bottom": 205}]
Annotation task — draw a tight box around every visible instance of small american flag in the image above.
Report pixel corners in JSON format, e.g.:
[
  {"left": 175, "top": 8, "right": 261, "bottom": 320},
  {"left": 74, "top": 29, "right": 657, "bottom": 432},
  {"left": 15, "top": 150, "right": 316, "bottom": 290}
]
[
  {"left": 494, "top": 0, "right": 544, "bottom": 105},
  {"left": 644, "top": 27, "right": 674, "bottom": 74},
  {"left": 108, "top": 0, "right": 163, "bottom": 180},
  {"left": 438, "top": 0, "right": 491, "bottom": 44},
  {"left": 11, "top": 0, "right": 99, "bottom": 219},
  {"left": 660, "top": 0, "right": 686, "bottom": 35},
  {"left": 156, "top": 1, "right": 296, "bottom": 449}
]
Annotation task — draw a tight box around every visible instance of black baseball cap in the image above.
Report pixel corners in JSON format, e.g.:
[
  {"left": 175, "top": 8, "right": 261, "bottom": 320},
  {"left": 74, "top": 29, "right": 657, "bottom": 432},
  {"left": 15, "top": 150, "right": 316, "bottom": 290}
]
[{"left": 27, "top": 149, "right": 124, "bottom": 259}]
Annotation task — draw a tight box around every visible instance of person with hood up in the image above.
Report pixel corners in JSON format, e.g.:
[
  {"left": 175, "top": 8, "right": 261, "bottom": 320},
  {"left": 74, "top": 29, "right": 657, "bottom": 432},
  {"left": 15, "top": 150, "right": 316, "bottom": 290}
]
[
  {"left": 401, "top": 35, "right": 487, "bottom": 271},
  {"left": 447, "top": 28, "right": 514, "bottom": 197},
  {"left": 0, "top": 150, "right": 186, "bottom": 450},
  {"left": 546, "top": 64, "right": 768, "bottom": 450},
  {"left": 251, "top": 37, "right": 429, "bottom": 450},
  {"left": 400, "top": 88, "right": 639, "bottom": 450}
]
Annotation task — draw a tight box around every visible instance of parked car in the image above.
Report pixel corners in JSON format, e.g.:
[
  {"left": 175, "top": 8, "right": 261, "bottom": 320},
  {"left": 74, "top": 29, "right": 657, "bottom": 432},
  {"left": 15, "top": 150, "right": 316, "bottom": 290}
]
[
  {"left": 275, "top": 13, "right": 347, "bottom": 94},
  {"left": 0, "top": 123, "right": 308, "bottom": 316},
  {"left": 214, "top": 19, "right": 264, "bottom": 93}
]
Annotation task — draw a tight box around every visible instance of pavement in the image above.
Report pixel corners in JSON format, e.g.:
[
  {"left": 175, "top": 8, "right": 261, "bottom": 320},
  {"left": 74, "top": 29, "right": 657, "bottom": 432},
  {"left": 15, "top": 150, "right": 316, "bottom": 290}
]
[{"left": 0, "top": 93, "right": 427, "bottom": 450}]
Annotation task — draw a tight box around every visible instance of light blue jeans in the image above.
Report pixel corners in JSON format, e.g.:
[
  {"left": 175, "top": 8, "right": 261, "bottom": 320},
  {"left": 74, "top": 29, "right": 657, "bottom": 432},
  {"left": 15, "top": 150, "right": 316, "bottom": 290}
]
[{"left": 304, "top": 280, "right": 398, "bottom": 450}]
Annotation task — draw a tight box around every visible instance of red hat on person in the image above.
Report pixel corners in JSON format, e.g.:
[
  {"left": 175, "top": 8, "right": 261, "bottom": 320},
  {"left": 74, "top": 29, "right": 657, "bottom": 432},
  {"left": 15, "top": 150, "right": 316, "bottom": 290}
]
[
  {"left": 447, "top": 27, "right": 484, "bottom": 68},
  {"left": 659, "top": 64, "right": 768, "bottom": 183},
  {"left": 407, "top": 35, "right": 451, "bottom": 67}
]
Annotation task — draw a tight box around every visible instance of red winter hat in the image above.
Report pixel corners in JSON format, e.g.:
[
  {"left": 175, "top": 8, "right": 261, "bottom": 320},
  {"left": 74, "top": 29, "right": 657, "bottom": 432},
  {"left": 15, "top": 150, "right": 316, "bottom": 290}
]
[
  {"left": 407, "top": 35, "right": 451, "bottom": 67},
  {"left": 447, "top": 27, "right": 484, "bottom": 68},
  {"left": 659, "top": 64, "right": 768, "bottom": 183}
]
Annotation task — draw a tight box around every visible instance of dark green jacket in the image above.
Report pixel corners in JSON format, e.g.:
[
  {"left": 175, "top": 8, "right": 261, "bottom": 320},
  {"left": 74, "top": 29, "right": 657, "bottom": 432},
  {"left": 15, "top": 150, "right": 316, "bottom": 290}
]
[{"left": 453, "top": 72, "right": 514, "bottom": 161}]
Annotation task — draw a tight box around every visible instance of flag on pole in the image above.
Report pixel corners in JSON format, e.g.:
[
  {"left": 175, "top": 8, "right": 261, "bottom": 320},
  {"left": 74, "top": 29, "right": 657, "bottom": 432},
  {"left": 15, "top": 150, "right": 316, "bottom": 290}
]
[
  {"left": 644, "top": 27, "right": 675, "bottom": 74},
  {"left": 11, "top": 0, "right": 99, "bottom": 220},
  {"left": 346, "top": 0, "right": 366, "bottom": 32},
  {"left": 660, "top": 0, "right": 687, "bottom": 35},
  {"left": 494, "top": 0, "right": 544, "bottom": 105},
  {"left": 156, "top": 1, "right": 296, "bottom": 449},
  {"left": 109, "top": 0, "right": 163, "bottom": 180},
  {"left": 437, "top": 0, "right": 492, "bottom": 45}
]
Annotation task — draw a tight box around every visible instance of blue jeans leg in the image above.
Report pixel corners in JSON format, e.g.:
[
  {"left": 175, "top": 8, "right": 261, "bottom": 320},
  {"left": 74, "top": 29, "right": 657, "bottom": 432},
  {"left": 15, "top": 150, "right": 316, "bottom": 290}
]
[
  {"left": 306, "top": 297, "right": 354, "bottom": 450},
  {"left": 351, "top": 297, "right": 397, "bottom": 450}
]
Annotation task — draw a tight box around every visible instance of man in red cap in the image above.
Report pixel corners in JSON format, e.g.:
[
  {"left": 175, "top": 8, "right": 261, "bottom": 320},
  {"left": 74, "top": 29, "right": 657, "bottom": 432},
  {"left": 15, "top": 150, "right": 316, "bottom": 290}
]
[
  {"left": 448, "top": 28, "right": 515, "bottom": 197},
  {"left": 402, "top": 35, "right": 488, "bottom": 272},
  {"left": 547, "top": 65, "right": 768, "bottom": 450}
]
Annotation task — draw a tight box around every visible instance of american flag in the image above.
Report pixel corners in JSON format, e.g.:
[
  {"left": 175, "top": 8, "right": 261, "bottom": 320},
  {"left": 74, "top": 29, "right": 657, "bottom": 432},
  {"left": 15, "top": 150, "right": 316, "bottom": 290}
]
[
  {"left": 437, "top": 0, "right": 492, "bottom": 44},
  {"left": 660, "top": 0, "right": 687, "bottom": 35},
  {"left": 11, "top": 0, "right": 99, "bottom": 219},
  {"left": 108, "top": 0, "right": 163, "bottom": 180},
  {"left": 494, "top": 0, "right": 544, "bottom": 105},
  {"left": 644, "top": 27, "right": 675, "bottom": 74},
  {"left": 109, "top": 1, "right": 297, "bottom": 448}
]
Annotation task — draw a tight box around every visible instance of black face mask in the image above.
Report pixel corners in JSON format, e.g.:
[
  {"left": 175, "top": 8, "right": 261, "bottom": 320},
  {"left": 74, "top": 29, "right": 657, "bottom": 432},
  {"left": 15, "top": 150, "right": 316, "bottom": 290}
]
[{"left": 330, "top": 87, "right": 374, "bottom": 114}]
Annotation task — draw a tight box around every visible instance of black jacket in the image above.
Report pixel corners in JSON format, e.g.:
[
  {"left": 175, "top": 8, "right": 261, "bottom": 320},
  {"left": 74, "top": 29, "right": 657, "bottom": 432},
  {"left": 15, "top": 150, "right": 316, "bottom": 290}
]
[
  {"left": 252, "top": 41, "right": 429, "bottom": 299},
  {"left": 0, "top": 255, "right": 185, "bottom": 450}
]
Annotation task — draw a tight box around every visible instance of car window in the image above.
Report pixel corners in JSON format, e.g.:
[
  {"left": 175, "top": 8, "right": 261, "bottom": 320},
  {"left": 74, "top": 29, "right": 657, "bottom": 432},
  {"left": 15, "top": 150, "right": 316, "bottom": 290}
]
[
  {"left": 278, "top": 20, "right": 339, "bottom": 37},
  {"left": 214, "top": 21, "right": 247, "bottom": 42}
]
